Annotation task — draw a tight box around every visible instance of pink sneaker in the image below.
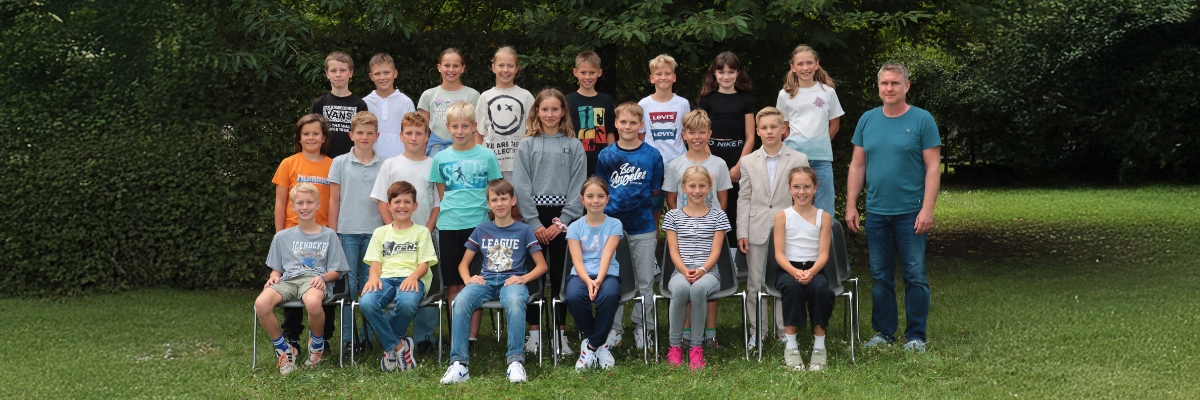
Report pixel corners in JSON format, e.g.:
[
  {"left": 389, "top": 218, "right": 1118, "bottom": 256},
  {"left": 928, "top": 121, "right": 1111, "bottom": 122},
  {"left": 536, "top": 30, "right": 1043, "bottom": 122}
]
[
  {"left": 667, "top": 346, "right": 684, "bottom": 367},
  {"left": 688, "top": 346, "right": 705, "bottom": 370}
]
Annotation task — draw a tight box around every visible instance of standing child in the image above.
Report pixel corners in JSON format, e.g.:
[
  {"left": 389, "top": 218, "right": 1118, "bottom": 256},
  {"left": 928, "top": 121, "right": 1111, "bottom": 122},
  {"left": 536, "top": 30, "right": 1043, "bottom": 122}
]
[
  {"left": 772, "top": 166, "right": 835, "bottom": 371},
  {"left": 311, "top": 51, "right": 370, "bottom": 157},
  {"left": 565, "top": 51, "right": 617, "bottom": 177},
  {"left": 371, "top": 112, "right": 442, "bottom": 353},
  {"left": 697, "top": 51, "right": 757, "bottom": 236},
  {"left": 594, "top": 102, "right": 664, "bottom": 350},
  {"left": 512, "top": 88, "right": 587, "bottom": 356},
  {"left": 476, "top": 46, "right": 535, "bottom": 181},
  {"left": 664, "top": 166, "right": 731, "bottom": 370},
  {"left": 777, "top": 45, "right": 844, "bottom": 217},
  {"left": 254, "top": 183, "right": 348, "bottom": 374},
  {"left": 359, "top": 181, "right": 438, "bottom": 372},
  {"left": 328, "top": 111, "right": 385, "bottom": 352},
  {"left": 565, "top": 177, "right": 623, "bottom": 371},
  {"left": 638, "top": 54, "right": 691, "bottom": 219},
  {"left": 440, "top": 179, "right": 548, "bottom": 384},
  {"left": 738, "top": 107, "right": 810, "bottom": 350},
  {"left": 418, "top": 48, "right": 481, "bottom": 157},
  {"left": 364, "top": 53, "right": 417, "bottom": 159}
]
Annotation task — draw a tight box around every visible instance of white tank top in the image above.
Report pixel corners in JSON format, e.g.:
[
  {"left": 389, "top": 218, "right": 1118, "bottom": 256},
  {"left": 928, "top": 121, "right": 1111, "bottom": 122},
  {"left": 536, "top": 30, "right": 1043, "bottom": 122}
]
[{"left": 784, "top": 207, "right": 822, "bottom": 262}]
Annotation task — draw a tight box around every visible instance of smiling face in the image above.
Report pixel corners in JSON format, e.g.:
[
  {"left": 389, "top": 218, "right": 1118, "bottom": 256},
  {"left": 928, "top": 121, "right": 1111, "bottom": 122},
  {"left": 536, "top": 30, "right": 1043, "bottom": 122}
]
[
  {"left": 682, "top": 174, "right": 711, "bottom": 205},
  {"left": 487, "top": 190, "right": 516, "bottom": 220},
  {"left": 683, "top": 127, "right": 711, "bottom": 151},
  {"left": 369, "top": 63, "right": 397, "bottom": 91},
  {"left": 877, "top": 70, "right": 910, "bottom": 107},
  {"left": 389, "top": 192, "right": 416, "bottom": 222},
  {"left": 789, "top": 171, "right": 816, "bottom": 206},
  {"left": 580, "top": 183, "right": 609, "bottom": 215},
  {"left": 447, "top": 117, "right": 476, "bottom": 145},
  {"left": 400, "top": 125, "right": 428, "bottom": 154},
  {"left": 715, "top": 65, "right": 739, "bottom": 92},
  {"left": 536, "top": 97, "right": 564, "bottom": 131},
  {"left": 790, "top": 52, "right": 819, "bottom": 84},
  {"left": 614, "top": 111, "right": 643, "bottom": 142},
  {"left": 649, "top": 65, "right": 677, "bottom": 92},
  {"left": 437, "top": 53, "right": 465, "bottom": 84},
  {"left": 491, "top": 53, "right": 518, "bottom": 87},
  {"left": 573, "top": 62, "right": 602, "bottom": 90},
  {"left": 291, "top": 190, "right": 320, "bottom": 222},
  {"left": 325, "top": 60, "right": 351, "bottom": 90},
  {"left": 299, "top": 121, "right": 326, "bottom": 154},
  {"left": 756, "top": 114, "right": 786, "bottom": 147}
]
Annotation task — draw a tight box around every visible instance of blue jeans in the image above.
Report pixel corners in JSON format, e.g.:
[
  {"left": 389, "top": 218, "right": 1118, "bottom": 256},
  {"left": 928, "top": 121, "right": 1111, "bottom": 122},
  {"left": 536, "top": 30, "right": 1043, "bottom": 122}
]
[
  {"left": 809, "top": 160, "right": 836, "bottom": 218},
  {"left": 338, "top": 233, "right": 372, "bottom": 343},
  {"left": 565, "top": 275, "right": 622, "bottom": 347},
  {"left": 411, "top": 230, "right": 439, "bottom": 344},
  {"left": 865, "top": 211, "right": 930, "bottom": 342},
  {"left": 359, "top": 278, "right": 426, "bottom": 352},
  {"left": 450, "top": 275, "right": 530, "bottom": 366}
]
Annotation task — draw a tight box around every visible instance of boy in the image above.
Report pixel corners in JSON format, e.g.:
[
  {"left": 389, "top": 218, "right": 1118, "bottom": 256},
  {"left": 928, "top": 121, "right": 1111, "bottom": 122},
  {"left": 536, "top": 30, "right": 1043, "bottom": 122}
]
[
  {"left": 370, "top": 111, "right": 442, "bottom": 353},
  {"left": 440, "top": 179, "right": 548, "bottom": 384},
  {"left": 359, "top": 181, "right": 438, "bottom": 372},
  {"left": 638, "top": 54, "right": 691, "bottom": 219},
  {"left": 328, "top": 111, "right": 385, "bottom": 352},
  {"left": 595, "top": 102, "right": 664, "bottom": 350},
  {"left": 311, "top": 51, "right": 370, "bottom": 157},
  {"left": 428, "top": 101, "right": 502, "bottom": 333},
  {"left": 737, "top": 107, "right": 810, "bottom": 349},
  {"left": 363, "top": 53, "right": 416, "bottom": 159},
  {"left": 254, "top": 183, "right": 349, "bottom": 374},
  {"left": 565, "top": 51, "right": 617, "bottom": 177}
]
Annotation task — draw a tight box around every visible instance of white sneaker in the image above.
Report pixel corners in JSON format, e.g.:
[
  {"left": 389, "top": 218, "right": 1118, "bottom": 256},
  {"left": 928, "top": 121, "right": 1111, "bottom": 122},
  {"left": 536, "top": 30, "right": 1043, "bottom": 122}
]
[
  {"left": 557, "top": 334, "right": 574, "bottom": 356},
  {"left": 506, "top": 361, "right": 528, "bottom": 383},
  {"left": 747, "top": 333, "right": 759, "bottom": 350},
  {"left": 575, "top": 339, "right": 596, "bottom": 371},
  {"left": 634, "top": 328, "right": 646, "bottom": 350},
  {"left": 439, "top": 362, "right": 469, "bottom": 384},
  {"left": 524, "top": 334, "right": 540, "bottom": 353},
  {"left": 595, "top": 343, "right": 616, "bottom": 370},
  {"left": 606, "top": 329, "right": 623, "bottom": 348}
]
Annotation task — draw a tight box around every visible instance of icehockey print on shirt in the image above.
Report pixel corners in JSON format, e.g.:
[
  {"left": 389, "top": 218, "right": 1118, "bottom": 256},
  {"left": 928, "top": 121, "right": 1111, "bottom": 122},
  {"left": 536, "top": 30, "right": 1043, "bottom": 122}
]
[
  {"left": 290, "top": 240, "right": 330, "bottom": 276},
  {"left": 649, "top": 111, "right": 679, "bottom": 141},
  {"left": 322, "top": 105, "right": 357, "bottom": 134},
  {"left": 574, "top": 106, "right": 608, "bottom": 152},
  {"left": 439, "top": 159, "right": 491, "bottom": 191},
  {"left": 487, "top": 95, "right": 525, "bottom": 136}
]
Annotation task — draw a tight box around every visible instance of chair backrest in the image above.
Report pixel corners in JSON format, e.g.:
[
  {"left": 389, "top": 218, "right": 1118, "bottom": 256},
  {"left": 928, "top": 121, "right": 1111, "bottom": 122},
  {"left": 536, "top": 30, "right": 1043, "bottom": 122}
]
[
  {"left": 714, "top": 243, "right": 737, "bottom": 292},
  {"left": 616, "top": 233, "right": 638, "bottom": 298},
  {"left": 422, "top": 259, "right": 444, "bottom": 301},
  {"left": 828, "top": 220, "right": 849, "bottom": 295},
  {"left": 763, "top": 231, "right": 782, "bottom": 296},
  {"left": 658, "top": 245, "right": 673, "bottom": 298}
]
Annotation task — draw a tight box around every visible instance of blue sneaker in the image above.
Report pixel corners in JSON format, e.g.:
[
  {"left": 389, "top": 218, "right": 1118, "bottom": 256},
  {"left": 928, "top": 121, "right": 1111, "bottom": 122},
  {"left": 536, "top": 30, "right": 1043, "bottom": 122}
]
[
  {"left": 903, "top": 339, "right": 927, "bottom": 353},
  {"left": 863, "top": 333, "right": 892, "bottom": 348}
]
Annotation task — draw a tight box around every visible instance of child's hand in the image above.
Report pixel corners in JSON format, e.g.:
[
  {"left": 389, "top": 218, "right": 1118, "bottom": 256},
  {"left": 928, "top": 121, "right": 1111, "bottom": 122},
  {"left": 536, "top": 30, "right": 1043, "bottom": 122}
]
[
  {"left": 362, "top": 277, "right": 382, "bottom": 294},
  {"left": 791, "top": 270, "right": 806, "bottom": 284},
  {"left": 309, "top": 275, "right": 327, "bottom": 291},
  {"left": 469, "top": 275, "right": 486, "bottom": 285},
  {"left": 587, "top": 279, "right": 600, "bottom": 300},
  {"left": 399, "top": 276, "right": 420, "bottom": 292},
  {"left": 798, "top": 270, "right": 813, "bottom": 285},
  {"left": 504, "top": 275, "right": 526, "bottom": 286},
  {"left": 264, "top": 276, "right": 280, "bottom": 288}
]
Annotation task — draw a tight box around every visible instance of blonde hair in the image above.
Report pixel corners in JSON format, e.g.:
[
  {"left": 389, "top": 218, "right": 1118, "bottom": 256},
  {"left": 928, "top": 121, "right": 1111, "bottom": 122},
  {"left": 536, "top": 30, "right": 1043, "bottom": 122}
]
[
  {"left": 350, "top": 111, "right": 378, "bottom": 132},
  {"left": 575, "top": 51, "right": 601, "bottom": 68},
  {"left": 400, "top": 111, "right": 429, "bottom": 131},
  {"left": 783, "top": 45, "right": 836, "bottom": 98},
  {"left": 681, "top": 165, "right": 713, "bottom": 187},
  {"left": 289, "top": 182, "right": 321, "bottom": 203},
  {"left": 526, "top": 88, "right": 573, "bottom": 137},
  {"left": 368, "top": 53, "right": 395, "bottom": 70},
  {"left": 648, "top": 54, "right": 677, "bottom": 72},
  {"left": 614, "top": 102, "right": 643, "bottom": 121},
  {"left": 755, "top": 106, "right": 785, "bottom": 126},
  {"left": 681, "top": 109, "right": 711, "bottom": 132},
  {"left": 493, "top": 46, "right": 520, "bottom": 65},
  {"left": 445, "top": 101, "right": 476, "bottom": 123},
  {"left": 325, "top": 51, "right": 354, "bottom": 71},
  {"left": 878, "top": 62, "right": 910, "bottom": 82}
]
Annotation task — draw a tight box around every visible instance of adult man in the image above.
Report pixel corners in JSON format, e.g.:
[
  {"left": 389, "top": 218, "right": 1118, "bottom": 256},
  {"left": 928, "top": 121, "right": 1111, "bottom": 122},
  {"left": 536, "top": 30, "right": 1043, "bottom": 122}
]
[{"left": 845, "top": 62, "right": 941, "bottom": 352}]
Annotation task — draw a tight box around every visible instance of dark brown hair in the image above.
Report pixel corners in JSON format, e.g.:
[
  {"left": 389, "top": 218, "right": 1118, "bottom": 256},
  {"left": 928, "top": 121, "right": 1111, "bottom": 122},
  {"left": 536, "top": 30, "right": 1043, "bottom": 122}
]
[{"left": 292, "top": 114, "right": 330, "bottom": 155}]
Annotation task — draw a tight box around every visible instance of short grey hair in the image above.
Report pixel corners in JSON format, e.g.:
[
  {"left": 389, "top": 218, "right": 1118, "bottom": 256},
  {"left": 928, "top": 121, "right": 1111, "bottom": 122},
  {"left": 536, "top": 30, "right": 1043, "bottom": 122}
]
[{"left": 877, "top": 62, "right": 910, "bottom": 82}]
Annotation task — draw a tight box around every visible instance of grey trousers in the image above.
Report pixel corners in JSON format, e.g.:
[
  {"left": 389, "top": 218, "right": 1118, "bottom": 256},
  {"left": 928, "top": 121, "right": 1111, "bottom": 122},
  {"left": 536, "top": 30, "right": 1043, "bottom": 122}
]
[
  {"left": 746, "top": 242, "right": 785, "bottom": 339},
  {"left": 668, "top": 270, "right": 720, "bottom": 347}
]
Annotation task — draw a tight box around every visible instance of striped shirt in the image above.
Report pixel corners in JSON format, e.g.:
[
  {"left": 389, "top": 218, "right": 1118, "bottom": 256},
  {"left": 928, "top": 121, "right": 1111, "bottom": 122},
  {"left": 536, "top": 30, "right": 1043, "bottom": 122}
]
[{"left": 663, "top": 208, "right": 731, "bottom": 268}]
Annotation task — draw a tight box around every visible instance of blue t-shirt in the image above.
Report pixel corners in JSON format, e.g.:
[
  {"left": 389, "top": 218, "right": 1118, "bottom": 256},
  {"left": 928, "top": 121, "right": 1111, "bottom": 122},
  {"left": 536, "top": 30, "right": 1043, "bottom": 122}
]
[
  {"left": 465, "top": 221, "right": 542, "bottom": 278},
  {"left": 595, "top": 142, "right": 664, "bottom": 235},
  {"left": 429, "top": 145, "right": 503, "bottom": 230},
  {"left": 566, "top": 216, "right": 623, "bottom": 277},
  {"left": 850, "top": 106, "right": 941, "bottom": 215}
]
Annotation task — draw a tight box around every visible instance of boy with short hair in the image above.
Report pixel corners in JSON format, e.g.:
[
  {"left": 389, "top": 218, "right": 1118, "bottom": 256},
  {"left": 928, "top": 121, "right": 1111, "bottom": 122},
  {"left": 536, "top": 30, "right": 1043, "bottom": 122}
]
[
  {"left": 371, "top": 111, "right": 442, "bottom": 353},
  {"left": 254, "top": 183, "right": 349, "bottom": 375},
  {"left": 364, "top": 53, "right": 417, "bottom": 159},
  {"left": 565, "top": 51, "right": 617, "bottom": 177},
  {"left": 311, "top": 51, "right": 370, "bottom": 157},
  {"left": 440, "top": 179, "right": 548, "bottom": 384},
  {"left": 737, "top": 107, "right": 811, "bottom": 349},
  {"left": 638, "top": 54, "right": 691, "bottom": 219},
  {"left": 594, "top": 102, "right": 664, "bottom": 350}
]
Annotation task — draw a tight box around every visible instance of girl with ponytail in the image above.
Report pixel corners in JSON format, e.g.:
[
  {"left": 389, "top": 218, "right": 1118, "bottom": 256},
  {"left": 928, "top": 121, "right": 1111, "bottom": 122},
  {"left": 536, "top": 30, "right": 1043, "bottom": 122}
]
[{"left": 776, "top": 45, "right": 844, "bottom": 218}]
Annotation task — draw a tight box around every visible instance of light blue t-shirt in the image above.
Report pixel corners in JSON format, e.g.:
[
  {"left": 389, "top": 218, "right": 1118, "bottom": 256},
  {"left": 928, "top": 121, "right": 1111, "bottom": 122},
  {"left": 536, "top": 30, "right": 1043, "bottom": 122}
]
[
  {"left": 850, "top": 106, "right": 941, "bottom": 216},
  {"left": 429, "top": 145, "right": 502, "bottom": 230},
  {"left": 566, "top": 216, "right": 623, "bottom": 277},
  {"left": 465, "top": 221, "right": 542, "bottom": 278}
]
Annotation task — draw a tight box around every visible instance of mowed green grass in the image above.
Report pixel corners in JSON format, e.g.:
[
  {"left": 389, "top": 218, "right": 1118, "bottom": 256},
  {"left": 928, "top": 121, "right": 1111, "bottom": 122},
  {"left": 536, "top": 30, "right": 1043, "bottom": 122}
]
[{"left": 1, "top": 186, "right": 1197, "bottom": 398}]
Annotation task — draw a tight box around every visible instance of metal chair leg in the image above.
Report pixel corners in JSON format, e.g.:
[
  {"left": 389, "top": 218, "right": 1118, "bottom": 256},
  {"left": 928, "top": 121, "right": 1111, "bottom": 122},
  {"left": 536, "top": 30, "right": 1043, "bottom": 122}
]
[
  {"left": 740, "top": 292, "right": 748, "bottom": 361},
  {"left": 437, "top": 301, "right": 445, "bottom": 364},
  {"left": 252, "top": 307, "right": 258, "bottom": 370}
]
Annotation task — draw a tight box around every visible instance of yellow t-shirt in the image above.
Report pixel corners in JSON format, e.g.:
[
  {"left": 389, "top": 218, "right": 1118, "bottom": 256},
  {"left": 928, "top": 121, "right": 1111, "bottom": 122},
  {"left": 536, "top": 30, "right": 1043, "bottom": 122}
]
[
  {"left": 363, "top": 224, "right": 438, "bottom": 288},
  {"left": 272, "top": 153, "right": 333, "bottom": 228}
]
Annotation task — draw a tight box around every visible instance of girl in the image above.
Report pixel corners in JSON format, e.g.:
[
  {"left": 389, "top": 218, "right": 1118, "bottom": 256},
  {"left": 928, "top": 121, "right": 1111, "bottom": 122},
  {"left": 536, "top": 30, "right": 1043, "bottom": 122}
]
[
  {"left": 564, "top": 177, "right": 623, "bottom": 371},
  {"left": 512, "top": 88, "right": 587, "bottom": 357},
  {"left": 776, "top": 45, "right": 844, "bottom": 218},
  {"left": 664, "top": 165, "right": 731, "bottom": 370},
  {"left": 772, "top": 166, "right": 834, "bottom": 371},
  {"left": 418, "top": 48, "right": 480, "bottom": 157},
  {"left": 476, "top": 46, "right": 535, "bottom": 181}
]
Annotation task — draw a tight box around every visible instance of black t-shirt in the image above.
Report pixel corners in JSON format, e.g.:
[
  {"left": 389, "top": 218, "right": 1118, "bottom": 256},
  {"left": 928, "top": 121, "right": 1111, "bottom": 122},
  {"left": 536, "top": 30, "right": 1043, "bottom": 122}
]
[
  {"left": 698, "top": 91, "right": 756, "bottom": 167},
  {"left": 310, "top": 93, "right": 370, "bottom": 157},
  {"left": 564, "top": 91, "right": 617, "bottom": 177}
]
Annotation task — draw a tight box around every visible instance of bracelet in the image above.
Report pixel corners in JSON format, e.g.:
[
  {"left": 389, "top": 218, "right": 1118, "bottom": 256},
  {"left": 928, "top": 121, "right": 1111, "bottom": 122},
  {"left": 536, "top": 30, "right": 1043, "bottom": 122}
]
[{"left": 551, "top": 217, "right": 569, "bottom": 231}]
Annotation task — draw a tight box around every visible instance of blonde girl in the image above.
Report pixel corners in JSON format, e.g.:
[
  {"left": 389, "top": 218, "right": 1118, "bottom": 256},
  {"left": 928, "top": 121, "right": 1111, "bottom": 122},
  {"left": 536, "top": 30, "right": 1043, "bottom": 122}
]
[
  {"left": 771, "top": 166, "right": 834, "bottom": 371},
  {"left": 476, "top": 46, "right": 535, "bottom": 178},
  {"left": 417, "top": 48, "right": 480, "bottom": 157},
  {"left": 777, "top": 45, "right": 844, "bottom": 218}
]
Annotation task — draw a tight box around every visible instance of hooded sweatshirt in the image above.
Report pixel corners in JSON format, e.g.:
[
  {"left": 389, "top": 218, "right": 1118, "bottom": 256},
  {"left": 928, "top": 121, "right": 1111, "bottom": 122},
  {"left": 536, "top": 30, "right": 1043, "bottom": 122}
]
[{"left": 512, "top": 131, "right": 587, "bottom": 229}]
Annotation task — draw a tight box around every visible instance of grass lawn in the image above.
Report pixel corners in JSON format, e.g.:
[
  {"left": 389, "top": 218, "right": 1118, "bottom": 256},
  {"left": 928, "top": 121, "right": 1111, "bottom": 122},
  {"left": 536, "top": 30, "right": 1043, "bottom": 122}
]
[{"left": 2, "top": 186, "right": 1198, "bottom": 398}]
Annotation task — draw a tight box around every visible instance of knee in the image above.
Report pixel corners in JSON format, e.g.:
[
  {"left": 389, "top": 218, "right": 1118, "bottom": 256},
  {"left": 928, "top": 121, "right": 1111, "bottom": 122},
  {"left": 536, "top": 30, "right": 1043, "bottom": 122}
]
[{"left": 254, "top": 296, "right": 276, "bottom": 316}]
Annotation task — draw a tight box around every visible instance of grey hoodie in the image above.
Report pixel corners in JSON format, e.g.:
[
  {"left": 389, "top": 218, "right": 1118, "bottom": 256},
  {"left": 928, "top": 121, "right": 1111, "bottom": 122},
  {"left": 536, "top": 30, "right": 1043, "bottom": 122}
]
[{"left": 512, "top": 132, "right": 586, "bottom": 229}]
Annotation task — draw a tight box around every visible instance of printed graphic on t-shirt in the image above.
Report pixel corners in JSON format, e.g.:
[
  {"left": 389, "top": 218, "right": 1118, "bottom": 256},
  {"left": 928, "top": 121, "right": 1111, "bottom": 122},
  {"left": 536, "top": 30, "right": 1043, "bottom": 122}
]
[
  {"left": 580, "top": 232, "right": 603, "bottom": 253},
  {"left": 297, "top": 174, "right": 330, "bottom": 186},
  {"left": 439, "top": 159, "right": 490, "bottom": 191},
  {"left": 480, "top": 237, "right": 521, "bottom": 273},
  {"left": 486, "top": 95, "right": 525, "bottom": 136},
  {"left": 574, "top": 106, "right": 608, "bottom": 152},
  {"left": 381, "top": 240, "right": 418, "bottom": 257},
  {"left": 813, "top": 97, "right": 826, "bottom": 108},
  {"left": 322, "top": 105, "right": 357, "bottom": 134},
  {"left": 609, "top": 162, "right": 648, "bottom": 188},
  {"left": 431, "top": 98, "right": 456, "bottom": 120},
  {"left": 649, "top": 112, "right": 678, "bottom": 141},
  {"left": 709, "top": 139, "right": 744, "bottom": 150},
  {"left": 291, "top": 240, "right": 330, "bottom": 275}
]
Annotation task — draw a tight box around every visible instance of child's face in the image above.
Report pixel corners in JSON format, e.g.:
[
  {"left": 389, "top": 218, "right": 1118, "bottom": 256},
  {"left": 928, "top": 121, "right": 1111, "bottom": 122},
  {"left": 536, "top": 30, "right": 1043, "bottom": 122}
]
[
  {"left": 491, "top": 53, "right": 518, "bottom": 86},
  {"left": 487, "top": 191, "right": 516, "bottom": 219},
  {"left": 649, "top": 65, "right": 676, "bottom": 92},
  {"left": 756, "top": 115, "right": 786, "bottom": 146},
  {"left": 446, "top": 117, "right": 476, "bottom": 145},
  {"left": 580, "top": 184, "right": 609, "bottom": 215},
  {"left": 389, "top": 193, "right": 416, "bottom": 222},
  {"left": 682, "top": 175, "right": 711, "bottom": 205},
  {"left": 300, "top": 122, "right": 326, "bottom": 154},
  {"left": 438, "top": 54, "right": 465, "bottom": 84},
  {"left": 682, "top": 127, "right": 711, "bottom": 151},
  {"left": 326, "top": 60, "right": 352, "bottom": 90},
  {"left": 614, "top": 111, "right": 643, "bottom": 141},
  {"left": 573, "top": 62, "right": 602, "bottom": 90},
  {"left": 351, "top": 124, "right": 379, "bottom": 151},
  {"left": 400, "top": 125, "right": 429, "bottom": 153},
  {"left": 790, "top": 52, "right": 819, "bottom": 83},
  {"left": 369, "top": 64, "right": 397, "bottom": 90},
  {"left": 537, "top": 97, "right": 564, "bottom": 130},
  {"left": 291, "top": 191, "right": 320, "bottom": 222},
  {"left": 789, "top": 173, "right": 816, "bottom": 206},
  {"left": 715, "top": 65, "right": 739, "bottom": 91}
]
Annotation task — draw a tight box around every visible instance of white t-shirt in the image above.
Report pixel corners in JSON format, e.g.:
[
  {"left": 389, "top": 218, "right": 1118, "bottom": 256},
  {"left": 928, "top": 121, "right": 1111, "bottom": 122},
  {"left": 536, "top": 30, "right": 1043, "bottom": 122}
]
[
  {"left": 476, "top": 86, "right": 535, "bottom": 172},
  {"left": 662, "top": 153, "right": 732, "bottom": 210},
  {"left": 370, "top": 155, "right": 440, "bottom": 226},
  {"left": 364, "top": 90, "right": 416, "bottom": 159},
  {"left": 417, "top": 86, "right": 480, "bottom": 142},
  {"left": 638, "top": 94, "right": 691, "bottom": 166},
  {"left": 776, "top": 85, "right": 844, "bottom": 162}
]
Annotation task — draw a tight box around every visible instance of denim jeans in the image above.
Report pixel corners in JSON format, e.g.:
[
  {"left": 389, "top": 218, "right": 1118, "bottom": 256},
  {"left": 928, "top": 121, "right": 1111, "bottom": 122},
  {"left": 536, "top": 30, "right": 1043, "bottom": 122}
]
[
  {"left": 450, "top": 275, "right": 530, "bottom": 366},
  {"left": 338, "top": 233, "right": 372, "bottom": 343},
  {"left": 809, "top": 160, "right": 836, "bottom": 218},
  {"left": 411, "top": 230, "right": 439, "bottom": 344},
  {"left": 865, "top": 211, "right": 930, "bottom": 342},
  {"left": 359, "top": 278, "right": 425, "bottom": 352},
  {"left": 565, "top": 275, "right": 622, "bottom": 347}
]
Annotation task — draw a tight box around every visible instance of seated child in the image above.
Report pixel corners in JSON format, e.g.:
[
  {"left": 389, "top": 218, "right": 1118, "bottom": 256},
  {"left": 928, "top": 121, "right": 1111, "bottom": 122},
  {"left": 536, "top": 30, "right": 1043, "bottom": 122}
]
[
  {"left": 564, "top": 177, "right": 624, "bottom": 371},
  {"left": 440, "top": 179, "right": 548, "bottom": 384},
  {"left": 772, "top": 166, "right": 835, "bottom": 371},
  {"left": 254, "top": 183, "right": 348, "bottom": 374},
  {"left": 359, "top": 181, "right": 438, "bottom": 372}
]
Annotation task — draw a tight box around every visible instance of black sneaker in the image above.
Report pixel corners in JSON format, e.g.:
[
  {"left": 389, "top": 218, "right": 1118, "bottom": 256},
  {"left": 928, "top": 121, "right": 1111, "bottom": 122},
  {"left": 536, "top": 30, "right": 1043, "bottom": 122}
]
[
  {"left": 468, "top": 338, "right": 477, "bottom": 352},
  {"left": 354, "top": 339, "right": 372, "bottom": 354},
  {"left": 416, "top": 340, "right": 435, "bottom": 356}
]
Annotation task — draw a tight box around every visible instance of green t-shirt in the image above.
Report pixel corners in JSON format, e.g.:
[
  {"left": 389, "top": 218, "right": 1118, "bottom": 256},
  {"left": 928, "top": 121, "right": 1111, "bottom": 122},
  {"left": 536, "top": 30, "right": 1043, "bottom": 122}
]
[
  {"left": 850, "top": 105, "right": 941, "bottom": 216},
  {"left": 363, "top": 224, "right": 438, "bottom": 288},
  {"left": 428, "top": 145, "right": 502, "bottom": 230}
]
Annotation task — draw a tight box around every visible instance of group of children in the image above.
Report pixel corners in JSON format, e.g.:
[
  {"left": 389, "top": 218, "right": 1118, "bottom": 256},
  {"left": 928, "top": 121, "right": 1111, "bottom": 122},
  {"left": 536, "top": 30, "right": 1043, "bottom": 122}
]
[{"left": 253, "top": 44, "right": 848, "bottom": 382}]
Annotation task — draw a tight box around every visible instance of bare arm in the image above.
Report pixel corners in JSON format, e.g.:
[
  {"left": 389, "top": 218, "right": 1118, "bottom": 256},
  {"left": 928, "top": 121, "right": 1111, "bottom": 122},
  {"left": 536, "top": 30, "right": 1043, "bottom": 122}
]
[
  {"left": 665, "top": 191, "right": 678, "bottom": 210},
  {"left": 915, "top": 146, "right": 942, "bottom": 234},
  {"left": 828, "top": 117, "right": 841, "bottom": 140},
  {"left": 426, "top": 207, "right": 440, "bottom": 232},
  {"left": 274, "top": 185, "right": 289, "bottom": 232},
  {"left": 666, "top": 230, "right": 689, "bottom": 274},
  {"left": 596, "top": 235, "right": 620, "bottom": 282},
  {"left": 377, "top": 200, "right": 393, "bottom": 224},
  {"left": 844, "top": 146, "right": 866, "bottom": 233},
  {"left": 717, "top": 190, "right": 728, "bottom": 211},
  {"left": 327, "top": 182, "right": 341, "bottom": 231}
]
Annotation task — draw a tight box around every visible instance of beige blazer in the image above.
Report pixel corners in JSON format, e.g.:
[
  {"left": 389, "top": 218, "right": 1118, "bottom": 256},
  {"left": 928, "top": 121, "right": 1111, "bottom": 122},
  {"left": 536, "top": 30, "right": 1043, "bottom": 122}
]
[{"left": 736, "top": 145, "right": 810, "bottom": 245}]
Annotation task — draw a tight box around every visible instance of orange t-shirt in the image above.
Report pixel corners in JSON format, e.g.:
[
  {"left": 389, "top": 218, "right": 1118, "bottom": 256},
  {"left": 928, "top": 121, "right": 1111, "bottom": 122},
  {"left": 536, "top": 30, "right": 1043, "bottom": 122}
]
[{"left": 272, "top": 153, "right": 334, "bottom": 228}]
